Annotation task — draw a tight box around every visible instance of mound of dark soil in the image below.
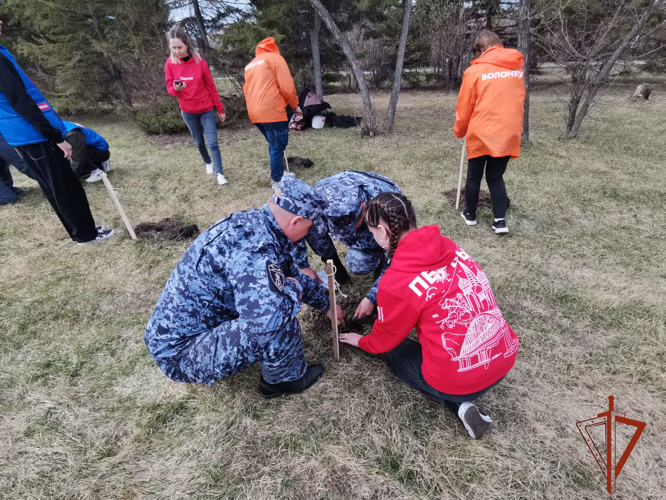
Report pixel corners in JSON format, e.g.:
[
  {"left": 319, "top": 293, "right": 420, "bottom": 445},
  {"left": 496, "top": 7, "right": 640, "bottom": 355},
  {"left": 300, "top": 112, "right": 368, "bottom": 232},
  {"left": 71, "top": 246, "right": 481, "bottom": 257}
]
[
  {"left": 135, "top": 217, "right": 199, "bottom": 241},
  {"left": 443, "top": 189, "right": 492, "bottom": 208},
  {"left": 286, "top": 157, "right": 313, "bottom": 169},
  {"left": 310, "top": 297, "right": 374, "bottom": 334}
]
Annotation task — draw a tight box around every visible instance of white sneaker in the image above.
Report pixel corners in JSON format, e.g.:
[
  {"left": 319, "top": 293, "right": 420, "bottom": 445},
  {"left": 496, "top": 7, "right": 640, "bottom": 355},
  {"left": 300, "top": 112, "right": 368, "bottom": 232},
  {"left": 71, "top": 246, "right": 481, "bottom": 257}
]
[
  {"left": 458, "top": 402, "right": 493, "bottom": 439},
  {"left": 216, "top": 173, "right": 228, "bottom": 185},
  {"left": 101, "top": 159, "right": 111, "bottom": 172},
  {"left": 282, "top": 171, "right": 295, "bottom": 178},
  {"left": 206, "top": 163, "right": 214, "bottom": 175},
  {"left": 86, "top": 169, "right": 104, "bottom": 183}
]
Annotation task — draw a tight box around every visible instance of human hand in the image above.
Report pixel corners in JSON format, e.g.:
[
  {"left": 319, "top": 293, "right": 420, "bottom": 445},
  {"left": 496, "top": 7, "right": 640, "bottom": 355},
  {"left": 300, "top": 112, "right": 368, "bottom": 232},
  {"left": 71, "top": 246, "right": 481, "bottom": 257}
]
[
  {"left": 327, "top": 304, "right": 346, "bottom": 327},
  {"left": 354, "top": 298, "right": 375, "bottom": 320},
  {"left": 57, "top": 141, "right": 73, "bottom": 160},
  {"left": 339, "top": 332, "right": 362, "bottom": 347},
  {"left": 220, "top": 113, "right": 226, "bottom": 123},
  {"left": 174, "top": 81, "right": 186, "bottom": 91},
  {"left": 300, "top": 267, "right": 322, "bottom": 283}
]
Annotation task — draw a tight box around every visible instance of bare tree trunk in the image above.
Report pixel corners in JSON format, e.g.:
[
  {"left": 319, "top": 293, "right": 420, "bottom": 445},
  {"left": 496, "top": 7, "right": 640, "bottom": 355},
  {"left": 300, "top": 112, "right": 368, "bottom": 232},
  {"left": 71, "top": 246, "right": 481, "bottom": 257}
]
[
  {"left": 518, "top": 0, "right": 530, "bottom": 141},
  {"left": 385, "top": 0, "right": 412, "bottom": 131},
  {"left": 192, "top": 0, "right": 210, "bottom": 54},
  {"left": 566, "top": 0, "right": 659, "bottom": 138},
  {"left": 311, "top": 11, "right": 323, "bottom": 98},
  {"left": 309, "top": 0, "right": 377, "bottom": 134},
  {"left": 89, "top": 6, "right": 132, "bottom": 107}
]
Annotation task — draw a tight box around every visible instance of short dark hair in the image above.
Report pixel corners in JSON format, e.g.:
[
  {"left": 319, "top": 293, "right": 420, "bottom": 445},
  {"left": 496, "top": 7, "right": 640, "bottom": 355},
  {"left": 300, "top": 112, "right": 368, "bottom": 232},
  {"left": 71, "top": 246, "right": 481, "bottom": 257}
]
[{"left": 473, "top": 30, "right": 503, "bottom": 58}]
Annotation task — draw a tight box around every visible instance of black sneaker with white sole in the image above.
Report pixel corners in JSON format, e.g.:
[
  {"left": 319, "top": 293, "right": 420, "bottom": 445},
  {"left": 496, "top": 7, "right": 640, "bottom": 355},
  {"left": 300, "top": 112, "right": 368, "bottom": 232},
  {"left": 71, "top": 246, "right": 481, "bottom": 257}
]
[
  {"left": 458, "top": 402, "right": 493, "bottom": 439},
  {"left": 461, "top": 211, "right": 477, "bottom": 226},
  {"left": 77, "top": 229, "right": 115, "bottom": 246},
  {"left": 492, "top": 219, "right": 509, "bottom": 234}
]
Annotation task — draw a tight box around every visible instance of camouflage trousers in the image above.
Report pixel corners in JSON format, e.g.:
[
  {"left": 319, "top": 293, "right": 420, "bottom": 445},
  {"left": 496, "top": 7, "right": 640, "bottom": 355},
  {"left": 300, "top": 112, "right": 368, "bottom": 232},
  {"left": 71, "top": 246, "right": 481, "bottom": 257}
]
[
  {"left": 156, "top": 317, "right": 307, "bottom": 386},
  {"left": 345, "top": 247, "right": 385, "bottom": 275}
]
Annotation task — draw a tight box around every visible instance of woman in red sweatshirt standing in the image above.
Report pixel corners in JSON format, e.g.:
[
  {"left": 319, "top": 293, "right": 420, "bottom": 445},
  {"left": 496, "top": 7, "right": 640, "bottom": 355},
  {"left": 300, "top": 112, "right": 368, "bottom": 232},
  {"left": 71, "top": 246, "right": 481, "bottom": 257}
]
[
  {"left": 165, "top": 26, "right": 228, "bottom": 186},
  {"left": 340, "top": 193, "right": 519, "bottom": 439}
]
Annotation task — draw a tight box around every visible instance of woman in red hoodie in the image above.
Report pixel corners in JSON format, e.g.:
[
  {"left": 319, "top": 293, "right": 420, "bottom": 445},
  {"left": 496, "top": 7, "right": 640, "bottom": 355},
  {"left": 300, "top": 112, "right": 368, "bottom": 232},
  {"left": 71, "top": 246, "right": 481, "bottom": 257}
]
[
  {"left": 340, "top": 192, "right": 519, "bottom": 439},
  {"left": 165, "top": 27, "right": 228, "bottom": 186},
  {"left": 454, "top": 30, "right": 526, "bottom": 234}
]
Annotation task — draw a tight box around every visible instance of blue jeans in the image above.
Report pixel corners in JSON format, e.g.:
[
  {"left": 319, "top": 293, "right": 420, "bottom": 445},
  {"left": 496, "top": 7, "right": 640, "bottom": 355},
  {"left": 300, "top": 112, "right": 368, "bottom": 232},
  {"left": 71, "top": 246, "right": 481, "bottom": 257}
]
[
  {"left": 255, "top": 121, "right": 289, "bottom": 181},
  {"left": 0, "top": 131, "right": 35, "bottom": 205},
  {"left": 0, "top": 162, "right": 19, "bottom": 205},
  {"left": 181, "top": 109, "right": 223, "bottom": 175}
]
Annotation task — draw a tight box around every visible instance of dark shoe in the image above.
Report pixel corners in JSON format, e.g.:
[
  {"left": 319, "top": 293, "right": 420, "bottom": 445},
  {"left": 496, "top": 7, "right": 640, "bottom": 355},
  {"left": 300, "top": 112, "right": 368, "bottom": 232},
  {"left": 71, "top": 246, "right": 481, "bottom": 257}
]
[
  {"left": 461, "top": 210, "right": 477, "bottom": 226},
  {"left": 322, "top": 254, "right": 350, "bottom": 285},
  {"left": 77, "top": 229, "right": 115, "bottom": 246},
  {"left": 492, "top": 219, "right": 509, "bottom": 234},
  {"left": 373, "top": 252, "right": 388, "bottom": 280},
  {"left": 12, "top": 187, "right": 27, "bottom": 196},
  {"left": 458, "top": 402, "right": 493, "bottom": 439},
  {"left": 259, "top": 364, "right": 324, "bottom": 399}
]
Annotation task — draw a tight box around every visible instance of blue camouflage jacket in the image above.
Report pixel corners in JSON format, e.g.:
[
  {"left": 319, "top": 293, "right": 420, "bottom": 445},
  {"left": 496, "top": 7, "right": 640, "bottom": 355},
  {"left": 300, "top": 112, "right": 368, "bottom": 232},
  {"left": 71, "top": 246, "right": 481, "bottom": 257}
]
[
  {"left": 292, "top": 171, "right": 402, "bottom": 304},
  {"left": 145, "top": 205, "right": 330, "bottom": 371}
]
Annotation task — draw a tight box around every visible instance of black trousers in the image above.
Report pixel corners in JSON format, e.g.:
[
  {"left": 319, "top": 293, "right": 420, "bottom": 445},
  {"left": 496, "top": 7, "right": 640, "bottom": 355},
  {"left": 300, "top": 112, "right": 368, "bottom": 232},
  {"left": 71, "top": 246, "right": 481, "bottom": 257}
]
[
  {"left": 65, "top": 129, "right": 110, "bottom": 177},
  {"left": 383, "top": 339, "right": 502, "bottom": 420},
  {"left": 465, "top": 155, "right": 510, "bottom": 219},
  {"left": 16, "top": 141, "right": 98, "bottom": 243}
]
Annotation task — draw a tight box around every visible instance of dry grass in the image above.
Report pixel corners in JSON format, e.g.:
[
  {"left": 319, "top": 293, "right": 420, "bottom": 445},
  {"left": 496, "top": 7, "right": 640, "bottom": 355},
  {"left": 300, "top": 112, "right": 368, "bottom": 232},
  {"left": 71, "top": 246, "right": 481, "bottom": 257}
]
[{"left": 1, "top": 79, "right": 665, "bottom": 499}]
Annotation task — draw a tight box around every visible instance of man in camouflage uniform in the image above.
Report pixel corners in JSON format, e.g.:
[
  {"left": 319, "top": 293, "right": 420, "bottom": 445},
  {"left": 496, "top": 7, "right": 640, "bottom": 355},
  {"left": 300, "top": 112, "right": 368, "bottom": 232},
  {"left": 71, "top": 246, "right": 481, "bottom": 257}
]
[
  {"left": 145, "top": 176, "right": 344, "bottom": 398},
  {"left": 292, "top": 170, "right": 402, "bottom": 319}
]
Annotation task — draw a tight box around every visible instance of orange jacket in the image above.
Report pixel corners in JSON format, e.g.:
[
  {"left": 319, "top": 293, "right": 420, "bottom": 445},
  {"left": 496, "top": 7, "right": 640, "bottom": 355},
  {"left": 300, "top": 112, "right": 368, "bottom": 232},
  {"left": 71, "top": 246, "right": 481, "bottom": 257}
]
[
  {"left": 453, "top": 46, "right": 526, "bottom": 159},
  {"left": 243, "top": 38, "right": 299, "bottom": 124}
]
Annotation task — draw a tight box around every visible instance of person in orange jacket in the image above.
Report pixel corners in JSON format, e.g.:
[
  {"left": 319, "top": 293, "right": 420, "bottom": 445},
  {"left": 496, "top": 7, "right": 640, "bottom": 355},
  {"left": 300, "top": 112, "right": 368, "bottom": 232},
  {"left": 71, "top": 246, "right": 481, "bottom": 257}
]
[
  {"left": 453, "top": 30, "right": 526, "bottom": 234},
  {"left": 243, "top": 37, "right": 303, "bottom": 188}
]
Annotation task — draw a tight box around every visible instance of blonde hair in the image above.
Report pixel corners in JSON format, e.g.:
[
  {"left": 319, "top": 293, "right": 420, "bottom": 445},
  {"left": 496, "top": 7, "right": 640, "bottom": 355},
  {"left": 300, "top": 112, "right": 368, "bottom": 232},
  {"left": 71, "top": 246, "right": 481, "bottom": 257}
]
[
  {"left": 473, "top": 30, "right": 503, "bottom": 58},
  {"left": 167, "top": 26, "right": 202, "bottom": 64}
]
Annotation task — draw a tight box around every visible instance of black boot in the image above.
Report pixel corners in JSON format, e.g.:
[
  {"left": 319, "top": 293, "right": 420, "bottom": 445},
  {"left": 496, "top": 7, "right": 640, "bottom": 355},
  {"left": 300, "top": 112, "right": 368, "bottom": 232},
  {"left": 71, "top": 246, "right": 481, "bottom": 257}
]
[
  {"left": 259, "top": 364, "right": 324, "bottom": 399},
  {"left": 373, "top": 253, "right": 389, "bottom": 280},
  {"left": 321, "top": 254, "right": 350, "bottom": 285}
]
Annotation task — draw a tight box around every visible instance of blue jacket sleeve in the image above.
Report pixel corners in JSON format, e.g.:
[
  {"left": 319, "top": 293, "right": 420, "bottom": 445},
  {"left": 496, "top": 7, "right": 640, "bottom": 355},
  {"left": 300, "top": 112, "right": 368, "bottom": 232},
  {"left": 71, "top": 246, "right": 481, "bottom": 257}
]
[
  {"left": 305, "top": 229, "right": 337, "bottom": 259},
  {"left": 289, "top": 262, "right": 330, "bottom": 312},
  {"left": 366, "top": 268, "right": 385, "bottom": 305},
  {"left": 291, "top": 240, "right": 310, "bottom": 270}
]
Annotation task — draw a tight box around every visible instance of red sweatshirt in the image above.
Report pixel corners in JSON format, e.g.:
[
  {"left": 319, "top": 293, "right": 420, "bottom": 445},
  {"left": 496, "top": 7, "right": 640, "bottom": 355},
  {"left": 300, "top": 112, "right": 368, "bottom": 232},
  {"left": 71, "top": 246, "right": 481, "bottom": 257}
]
[
  {"left": 165, "top": 57, "right": 224, "bottom": 114},
  {"left": 358, "top": 225, "right": 519, "bottom": 395}
]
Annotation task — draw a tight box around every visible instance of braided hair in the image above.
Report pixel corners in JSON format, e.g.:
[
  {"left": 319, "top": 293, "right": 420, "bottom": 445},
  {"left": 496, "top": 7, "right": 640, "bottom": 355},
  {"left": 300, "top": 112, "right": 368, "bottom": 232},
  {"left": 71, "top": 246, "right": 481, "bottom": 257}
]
[{"left": 365, "top": 192, "right": 417, "bottom": 258}]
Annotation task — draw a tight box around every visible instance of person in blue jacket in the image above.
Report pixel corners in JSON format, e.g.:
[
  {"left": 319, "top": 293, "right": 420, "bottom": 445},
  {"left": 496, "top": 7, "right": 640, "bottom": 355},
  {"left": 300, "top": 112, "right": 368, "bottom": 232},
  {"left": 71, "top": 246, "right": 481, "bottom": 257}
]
[
  {"left": 63, "top": 121, "right": 111, "bottom": 183},
  {"left": 145, "top": 176, "right": 345, "bottom": 397},
  {"left": 0, "top": 19, "right": 112, "bottom": 244}
]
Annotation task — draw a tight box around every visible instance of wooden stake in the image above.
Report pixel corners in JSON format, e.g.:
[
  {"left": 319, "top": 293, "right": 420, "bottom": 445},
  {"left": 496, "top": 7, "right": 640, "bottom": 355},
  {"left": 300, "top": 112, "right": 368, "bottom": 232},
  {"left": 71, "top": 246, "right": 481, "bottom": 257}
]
[
  {"left": 101, "top": 173, "right": 137, "bottom": 240},
  {"left": 326, "top": 259, "right": 340, "bottom": 361},
  {"left": 283, "top": 151, "right": 290, "bottom": 173},
  {"left": 455, "top": 139, "right": 466, "bottom": 210}
]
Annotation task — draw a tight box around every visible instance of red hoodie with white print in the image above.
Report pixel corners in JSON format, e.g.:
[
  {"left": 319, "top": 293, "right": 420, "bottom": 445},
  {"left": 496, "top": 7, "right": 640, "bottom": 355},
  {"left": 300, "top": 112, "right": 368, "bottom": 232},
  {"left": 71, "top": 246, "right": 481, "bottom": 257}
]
[{"left": 358, "top": 225, "right": 519, "bottom": 395}]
